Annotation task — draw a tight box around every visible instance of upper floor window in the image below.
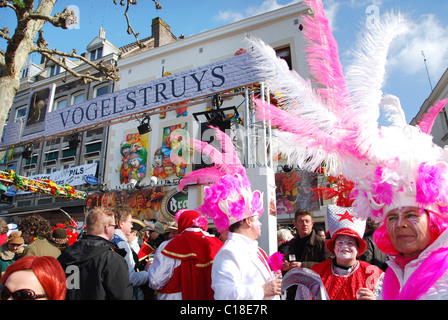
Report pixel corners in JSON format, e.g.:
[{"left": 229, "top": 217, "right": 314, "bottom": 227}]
[
  {"left": 24, "top": 155, "right": 38, "bottom": 166},
  {"left": 95, "top": 85, "right": 109, "bottom": 97},
  {"left": 15, "top": 106, "right": 27, "bottom": 122},
  {"left": 21, "top": 68, "right": 29, "bottom": 78},
  {"left": 49, "top": 65, "right": 61, "bottom": 77},
  {"left": 90, "top": 47, "right": 103, "bottom": 61},
  {"left": 45, "top": 150, "right": 59, "bottom": 162},
  {"left": 55, "top": 98, "right": 67, "bottom": 111},
  {"left": 72, "top": 92, "right": 85, "bottom": 105},
  {"left": 275, "top": 46, "right": 292, "bottom": 70},
  {"left": 45, "top": 166, "right": 57, "bottom": 174}
]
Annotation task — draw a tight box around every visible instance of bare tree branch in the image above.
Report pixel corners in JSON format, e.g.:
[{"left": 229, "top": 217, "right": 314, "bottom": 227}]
[
  {"left": 0, "top": 27, "right": 11, "bottom": 41},
  {"left": 32, "top": 30, "right": 120, "bottom": 83},
  {"left": 26, "top": 6, "right": 77, "bottom": 29},
  {"left": 0, "top": 0, "right": 17, "bottom": 11},
  {"left": 114, "top": 0, "right": 162, "bottom": 49}
]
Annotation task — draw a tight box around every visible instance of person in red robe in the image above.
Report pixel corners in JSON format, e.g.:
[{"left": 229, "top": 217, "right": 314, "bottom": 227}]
[
  {"left": 147, "top": 209, "right": 223, "bottom": 300},
  {"left": 311, "top": 205, "right": 384, "bottom": 300}
]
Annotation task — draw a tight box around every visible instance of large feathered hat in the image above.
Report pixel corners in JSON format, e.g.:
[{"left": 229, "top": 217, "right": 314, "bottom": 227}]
[
  {"left": 249, "top": 0, "right": 448, "bottom": 223},
  {"left": 179, "top": 126, "right": 263, "bottom": 232}
]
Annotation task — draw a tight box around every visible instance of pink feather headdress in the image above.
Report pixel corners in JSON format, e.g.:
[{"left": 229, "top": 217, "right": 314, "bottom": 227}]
[
  {"left": 179, "top": 126, "right": 263, "bottom": 232},
  {"left": 249, "top": 0, "right": 448, "bottom": 223}
]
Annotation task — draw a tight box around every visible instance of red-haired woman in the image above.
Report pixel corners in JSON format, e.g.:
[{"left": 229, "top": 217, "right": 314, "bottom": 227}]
[{"left": 1, "top": 255, "right": 66, "bottom": 300}]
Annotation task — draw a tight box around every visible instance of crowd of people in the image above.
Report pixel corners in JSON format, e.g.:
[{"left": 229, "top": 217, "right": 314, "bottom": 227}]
[
  {"left": 2, "top": 0, "right": 448, "bottom": 301},
  {"left": 1, "top": 125, "right": 448, "bottom": 301},
  {"left": 0, "top": 187, "right": 444, "bottom": 301}
]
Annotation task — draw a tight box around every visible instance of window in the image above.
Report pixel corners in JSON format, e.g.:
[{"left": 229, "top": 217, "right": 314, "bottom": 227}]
[
  {"left": 45, "top": 151, "right": 59, "bottom": 162},
  {"left": 90, "top": 47, "right": 103, "bottom": 61},
  {"left": 62, "top": 148, "right": 76, "bottom": 159},
  {"left": 21, "top": 68, "right": 29, "bottom": 78},
  {"left": 25, "top": 155, "right": 38, "bottom": 166},
  {"left": 49, "top": 65, "right": 61, "bottom": 77},
  {"left": 15, "top": 106, "right": 27, "bottom": 122},
  {"left": 72, "top": 92, "right": 85, "bottom": 105},
  {"left": 86, "top": 142, "right": 102, "bottom": 154},
  {"left": 275, "top": 47, "right": 292, "bottom": 70},
  {"left": 55, "top": 98, "right": 67, "bottom": 111},
  {"left": 95, "top": 85, "right": 108, "bottom": 97},
  {"left": 24, "top": 170, "right": 36, "bottom": 177},
  {"left": 87, "top": 159, "right": 100, "bottom": 178},
  {"left": 63, "top": 163, "right": 76, "bottom": 170},
  {"left": 45, "top": 166, "right": 57, "bottom": 174}
]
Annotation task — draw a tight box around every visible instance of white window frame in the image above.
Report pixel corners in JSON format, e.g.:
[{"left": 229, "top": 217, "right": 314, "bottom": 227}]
[
  {"left": 90, "top": 47, "right": 103, "bottom": 61},
  {"left": 54, "top": 97, "right": 68, "bottom": 111},
  {"left": 72, "top": 91, "right": 85, "bottom": 105},
  {"left": 95, "top": 84, "right": 109, "bottom": 97},
  {"left": 49, "top": 65, "right": 61, "bottom": 77},
  {"left": 15, "top": 106, "right": 27, "bottom": 122}
]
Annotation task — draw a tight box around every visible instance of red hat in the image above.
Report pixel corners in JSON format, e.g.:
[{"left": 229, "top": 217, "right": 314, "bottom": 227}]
[
  {"left": 175, "top": 209, "right": 208, "bottom": 234},
  {"left": 325, "top": 205, "right": 368, "bottom": 257}
]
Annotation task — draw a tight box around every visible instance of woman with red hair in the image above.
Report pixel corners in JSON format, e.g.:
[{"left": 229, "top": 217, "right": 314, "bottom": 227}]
[{"left": 1, "top": 255, "right": 66, "bottom": 300}]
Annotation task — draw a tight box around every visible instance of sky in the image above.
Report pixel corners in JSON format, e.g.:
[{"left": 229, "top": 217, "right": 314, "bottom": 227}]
[{"left": 1, "top": 0, "right": 447, "bottom": 123}]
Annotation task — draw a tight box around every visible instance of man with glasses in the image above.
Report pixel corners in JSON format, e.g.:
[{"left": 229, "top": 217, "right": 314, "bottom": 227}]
[
  {"left": 111, "top": 204, "right": 150, "bottom": 300},
  {"left": 58, "top": 207, "right": 133, "bottom": 300}
]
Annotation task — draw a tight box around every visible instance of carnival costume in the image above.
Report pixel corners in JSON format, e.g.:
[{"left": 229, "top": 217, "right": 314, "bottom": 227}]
[
  {"left": 311, "top": 206, "right": 383, "bottom": 300},
  {"left": 250, "top": 0, "right": 448, "bottom": 299},
  {"left": 147, "top": 209, "right": 223, "bottom": 300},
  {"left": 179, "top": 127, "right": 279, "bottom": 300}
]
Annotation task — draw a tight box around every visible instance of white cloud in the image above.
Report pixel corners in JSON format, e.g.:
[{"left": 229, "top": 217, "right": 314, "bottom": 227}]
[
  {"left": 387, "top": 13, "right": 448, "bottom": 81},
  {"left": 215, "top": 0, "right": 302, "bottom": 23},
  {"left": 322, "top": 0, "right": 340, "bottom": 31}
]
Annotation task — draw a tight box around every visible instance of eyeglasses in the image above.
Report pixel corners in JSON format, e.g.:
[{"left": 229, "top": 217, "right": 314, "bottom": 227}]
[{"left": 0, "top": 285, "right": 48, "bottom": 300}]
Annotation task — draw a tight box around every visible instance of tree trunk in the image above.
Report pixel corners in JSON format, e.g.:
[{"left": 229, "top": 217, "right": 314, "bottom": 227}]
[
  {"left": 0, "top": 0, "right": 56, "bottom": 141},
  {"left": 0, "top": 75, "right": 20, "bottom": 140}
]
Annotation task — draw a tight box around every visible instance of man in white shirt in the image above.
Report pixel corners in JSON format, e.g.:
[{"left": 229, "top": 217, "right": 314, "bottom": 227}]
[{"left": 212, "top": 214, "right": 282, "bottom": 300}]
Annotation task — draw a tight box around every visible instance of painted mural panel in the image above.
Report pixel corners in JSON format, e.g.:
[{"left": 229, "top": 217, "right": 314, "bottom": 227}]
[
  {"left": 85, "top": 186, "right": 187, "bottom": 223},
  {"left": 151, "top": 122, "right": 189, "bottom": 180},
  {"left": 119, "top": 133, "right": 148, "bottom": 184},
  {"left": 275, "top": 170, "right": 320, "bottom": 215}
]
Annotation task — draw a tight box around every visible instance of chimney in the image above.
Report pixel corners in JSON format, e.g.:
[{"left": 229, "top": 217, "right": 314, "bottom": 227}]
[
  {"left": 151, "top": 17, "right": 176, "bottom": 47},
  {"left": 99, "top": 27, "right": 106, "bottom": 39}
]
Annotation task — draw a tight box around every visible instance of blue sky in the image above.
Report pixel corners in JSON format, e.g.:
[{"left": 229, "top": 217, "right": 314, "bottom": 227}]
[{"left": 1, "top": 0, "right": 447, "bottom": 122}]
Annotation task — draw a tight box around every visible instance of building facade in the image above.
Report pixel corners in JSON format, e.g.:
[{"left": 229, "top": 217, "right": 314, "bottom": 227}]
[
  {"left": 0, "top": 3, "right": 329, "bottom": 252},
  {"left": 411, "top": 67, "right": 448, "bottom": 148}
]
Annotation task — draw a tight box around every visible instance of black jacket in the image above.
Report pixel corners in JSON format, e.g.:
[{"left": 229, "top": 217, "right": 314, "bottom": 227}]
[
  {"left": 58, "top": 234, "right": 134, "bottom": 300},
  {"left": 286, "top": 230, "right": 332, "bottom": 268}
]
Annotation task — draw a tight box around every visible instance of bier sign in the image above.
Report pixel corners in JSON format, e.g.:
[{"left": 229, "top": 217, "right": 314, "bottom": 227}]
[{"left": 160, "top": 188, "right": 188, "bottom": 221}]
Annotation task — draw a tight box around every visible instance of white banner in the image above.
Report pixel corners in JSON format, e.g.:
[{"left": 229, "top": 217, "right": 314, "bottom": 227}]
[
  {"left": 2, "top": 53, "right": 261, "bottom": 148},
  {"left": 29, "top": 163, "right": 98, "bottom": 187}
]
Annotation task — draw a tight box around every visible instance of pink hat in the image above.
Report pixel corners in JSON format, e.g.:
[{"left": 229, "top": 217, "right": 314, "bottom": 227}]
[{"left": 178, "top": 127, "right": 263, "bottom": 232}]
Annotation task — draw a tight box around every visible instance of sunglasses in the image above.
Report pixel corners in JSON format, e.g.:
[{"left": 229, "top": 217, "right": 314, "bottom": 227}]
[{"left": 0, "top": 285, "right": 47, "bottom": 300}]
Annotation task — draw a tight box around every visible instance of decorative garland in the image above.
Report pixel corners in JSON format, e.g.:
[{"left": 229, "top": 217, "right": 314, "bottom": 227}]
[{"left": 0, "top": 170, "right": 85, "bottom": 200}]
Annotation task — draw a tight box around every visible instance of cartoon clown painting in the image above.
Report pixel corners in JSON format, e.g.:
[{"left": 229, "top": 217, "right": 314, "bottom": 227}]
[{"left": 119, "top": 133, "right": 148, "bottom": 184}]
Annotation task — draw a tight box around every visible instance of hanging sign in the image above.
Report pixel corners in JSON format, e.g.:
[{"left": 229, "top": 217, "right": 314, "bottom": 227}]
[{"left": 28, "top": 163, "right": 98, "bottom": 187}]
